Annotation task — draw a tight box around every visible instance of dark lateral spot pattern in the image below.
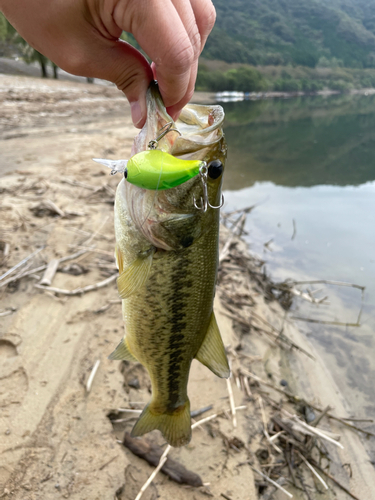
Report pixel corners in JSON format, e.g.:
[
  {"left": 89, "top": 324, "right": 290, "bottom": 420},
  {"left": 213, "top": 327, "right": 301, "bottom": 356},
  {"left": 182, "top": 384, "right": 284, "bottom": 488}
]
[{"left": 164, "top": 250, "right": 193, "bottom": 411}]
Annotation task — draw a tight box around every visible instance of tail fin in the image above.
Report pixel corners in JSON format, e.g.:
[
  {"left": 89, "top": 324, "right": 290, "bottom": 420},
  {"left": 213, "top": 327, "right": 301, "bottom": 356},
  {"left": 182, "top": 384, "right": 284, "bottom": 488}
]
[{"left": 131, "top": 400, "right": 191, "bottom": 447}]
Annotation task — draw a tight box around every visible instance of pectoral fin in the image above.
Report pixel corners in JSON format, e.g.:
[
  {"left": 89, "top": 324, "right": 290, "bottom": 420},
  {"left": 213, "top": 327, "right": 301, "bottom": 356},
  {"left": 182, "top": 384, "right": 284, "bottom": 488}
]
[
  {"left": 108, "top": 337, "right": 138, "bottom": 361},
  {"left": 195, "top": 312, "right": 230, "bottom": 378},
  {"left": 117, "top": 249, "right": 154, "bottom": 299}
]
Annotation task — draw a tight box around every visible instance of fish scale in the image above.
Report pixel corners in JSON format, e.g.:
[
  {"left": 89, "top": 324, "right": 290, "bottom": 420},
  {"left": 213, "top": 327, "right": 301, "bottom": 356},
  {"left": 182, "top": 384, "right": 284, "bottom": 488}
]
[
  {"left": 124, "top": 225, "right": 218, "bottom": 404},
  {"left": 109, "top": 82, "right": 229, "bottom": 447}
]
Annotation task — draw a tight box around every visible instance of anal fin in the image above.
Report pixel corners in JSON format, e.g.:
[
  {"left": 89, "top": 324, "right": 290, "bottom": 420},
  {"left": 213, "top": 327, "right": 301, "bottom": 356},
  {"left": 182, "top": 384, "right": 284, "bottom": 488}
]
[
  {"left": 195, "top": 312, "right": 230, "bottom": 378},
  {"left": 117, "top": 249, "right": 154, "bottom": 299},
  {"left": 108, "top": 337, "right": 138, "bottom": 361}
]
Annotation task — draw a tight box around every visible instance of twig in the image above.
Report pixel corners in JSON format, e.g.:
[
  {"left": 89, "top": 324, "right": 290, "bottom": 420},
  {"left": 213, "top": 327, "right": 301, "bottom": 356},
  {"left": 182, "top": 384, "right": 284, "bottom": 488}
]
[
  {"left": 86, "top": 359, "right": 100, "bottom": 393},
  {"left": 309, "top": 459, "right": 361, "bottom": 500},
  {"left": 242, "top": 375, "right": 252, "bottom": 397},
  {"left": 297, "top": 452, "right": 328, "bottom": 490},
  {"left": 291, "top": 316, "right": 361, "bottom": 328},
  {"left": 44, "top": 199, "right": 65, "bottom": 217},
  {"left": 190, "top": 405, "right": 214, "bottom": 419},
  {"left": 284, "top": 279, "right": 365, "bottom": 293},
  {"left": 221, "top": 494, "right": 233, "bottom": 500},
  {"left": 0, "top": 246, "right": 44, "bottom": 282},
  {"left": 222, "top": 205, "right": 256, "bottom": 218},
  {"left": 191, "top": 406, "right": 247, "bottom": 430},
  {"left": 341, "top": 417, "right": 373, "bottom": 423},
  {"left": 123, "top": 434, "right": 202, "bottom": 486},
  {"left": 60, "top": 177, "right": 96, "bottom": 190},
  {"left": 99, "top": 455, "right": 118, "bottom": 471},
  {"left": 0, "top": 307, "right": 16, "bottom": 317},
  {"left": 132, "top": 407, "right": 247, "bottom": 500},
  {"left": 311, "top": 405, "right": 331, "bottom": 427},
  {"left": 134, "top": 445, "right": 171, "bottom": 500},
  {"left": 241, "top": 369, "right": 374, "bottom": 436},
  {"left": 1, "top": 242, "right": 10, "bottom": 258},
  {"left": 288, "top": 287, "right": 329, "bottom": 305},
  {"left": 250, "top": 310, "right": 315, "bottom": 359},
  {"left": 35, "top": 273, "right": 117, "bottom": 296},
  {"left": 0, "top": 248, "right": 93, "bottom": 288},
  {"left": 258, "top": 396, "right": 282, "bottom": 454},
  {"left": 40, "top": 259, "right": 59, "bottom": 286},
  {"left": 219, "top": 213, "right": 246, "bottom": 263},
  {"left": 222, "top": 310, "right": 314, "bottom": 360},
  {"left": 250, "top": 466, "right": 293, "bottom": 498},
  {"left": 117, "top": 408, "right": 142, "bottom": 414},
  {"left": 226, "top": 377, "right": 237, "bottom": 428},
  {"left": 284, "top": 412, "right": 344, "bottom": 449}
]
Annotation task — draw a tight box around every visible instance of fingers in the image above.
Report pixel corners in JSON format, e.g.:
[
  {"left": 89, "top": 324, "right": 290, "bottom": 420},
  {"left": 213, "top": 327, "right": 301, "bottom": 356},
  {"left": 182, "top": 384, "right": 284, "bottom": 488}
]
[
  {"left": 84, "top": 40, "right": 154, "bottom": 128},
  {"left": 114, "top": 0, "right": 216, "bottom": 112},
  {"left": 114, "top": 0, "right": 192, "bottom": 108},
  {"left": 2, "top": 0, "right": 216, "bottom": 128},
  {"left": 189, "top": 0, "right": 216, "bottom": 50}
]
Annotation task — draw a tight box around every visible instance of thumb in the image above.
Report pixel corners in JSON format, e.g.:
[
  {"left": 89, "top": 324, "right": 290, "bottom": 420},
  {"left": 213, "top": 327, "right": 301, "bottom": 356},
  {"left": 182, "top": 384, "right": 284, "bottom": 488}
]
[{"left": 83, "top": 40, "right": 153, "bottom": 128}]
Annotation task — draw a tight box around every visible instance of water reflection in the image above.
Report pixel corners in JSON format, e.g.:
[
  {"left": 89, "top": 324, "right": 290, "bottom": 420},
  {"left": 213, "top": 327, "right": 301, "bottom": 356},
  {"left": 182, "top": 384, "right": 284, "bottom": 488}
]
[
  {"left": 220, "top": 95, "right": 375, "bottom": 442},
  {"left": 222, "top": 94, "right": 375, "bottom": 189}
]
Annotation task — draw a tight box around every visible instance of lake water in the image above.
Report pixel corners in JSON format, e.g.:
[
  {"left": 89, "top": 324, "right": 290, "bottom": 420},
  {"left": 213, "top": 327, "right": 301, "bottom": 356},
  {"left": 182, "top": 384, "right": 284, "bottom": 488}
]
[{"left": 220, "top": 94, "right": 375, "bottom": 446}]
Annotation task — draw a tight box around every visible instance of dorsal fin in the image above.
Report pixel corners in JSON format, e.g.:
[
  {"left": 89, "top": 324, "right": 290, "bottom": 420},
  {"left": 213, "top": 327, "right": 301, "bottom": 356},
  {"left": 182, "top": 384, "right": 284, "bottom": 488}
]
[{"left": 195, "top": 312, "right": 230, "bottom": 378}]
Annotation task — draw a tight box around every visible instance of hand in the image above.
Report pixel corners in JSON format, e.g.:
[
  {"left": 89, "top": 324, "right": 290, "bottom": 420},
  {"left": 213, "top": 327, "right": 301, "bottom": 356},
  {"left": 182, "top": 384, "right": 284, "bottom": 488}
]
[{"left": 0, "top": 0, "right": 216, "bottom": 127}]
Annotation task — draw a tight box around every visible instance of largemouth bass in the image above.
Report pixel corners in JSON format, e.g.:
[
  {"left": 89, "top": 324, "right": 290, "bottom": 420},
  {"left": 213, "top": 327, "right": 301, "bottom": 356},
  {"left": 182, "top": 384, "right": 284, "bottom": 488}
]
[{"left": 109, "top": 82, "right": 229, "bottom": 447}]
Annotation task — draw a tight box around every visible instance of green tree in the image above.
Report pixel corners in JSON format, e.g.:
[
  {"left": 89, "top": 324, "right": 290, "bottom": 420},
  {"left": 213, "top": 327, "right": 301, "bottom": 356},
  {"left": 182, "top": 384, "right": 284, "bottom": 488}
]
[
  {"left": 0, "top": 13, "right": 57, "bottom": 78},
  {"left": 0, "top": 13, "right": 7, "bottom": 41}
]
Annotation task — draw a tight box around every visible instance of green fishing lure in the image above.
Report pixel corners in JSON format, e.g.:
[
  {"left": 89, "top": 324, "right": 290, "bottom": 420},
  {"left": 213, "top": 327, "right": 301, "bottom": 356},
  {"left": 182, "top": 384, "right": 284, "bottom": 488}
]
[
  {"left": 125, "top": 150, "right": 204, "bottom": 190},
  {"left": 93, "top": 150, "right": 204, "bottom": 190}
]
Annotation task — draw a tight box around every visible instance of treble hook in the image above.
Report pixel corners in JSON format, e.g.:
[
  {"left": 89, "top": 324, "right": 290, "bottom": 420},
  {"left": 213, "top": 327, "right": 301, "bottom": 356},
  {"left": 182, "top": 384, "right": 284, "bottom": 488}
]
[
  {"left": 193, "top": 164, "right": 224, "bottom": 212},
  {"left": 148, "top": 121, "right": 181, "bottom": 150}
]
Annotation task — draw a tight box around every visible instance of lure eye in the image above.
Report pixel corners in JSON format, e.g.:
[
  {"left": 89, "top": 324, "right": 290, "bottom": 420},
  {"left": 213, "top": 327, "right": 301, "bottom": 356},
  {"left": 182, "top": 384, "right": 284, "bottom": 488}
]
[
  {"left": 208, "top": 160, "right": 223, "bottom": 180},
  {"left": 124, "top": 168, "right": 128, "bottom": 180}
]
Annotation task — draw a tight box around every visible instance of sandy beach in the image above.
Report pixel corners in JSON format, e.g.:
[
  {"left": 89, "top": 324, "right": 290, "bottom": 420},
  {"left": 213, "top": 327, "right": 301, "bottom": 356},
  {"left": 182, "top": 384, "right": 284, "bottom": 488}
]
[{"left": 1, "top": 75, "right": 374, "bottom": 500}]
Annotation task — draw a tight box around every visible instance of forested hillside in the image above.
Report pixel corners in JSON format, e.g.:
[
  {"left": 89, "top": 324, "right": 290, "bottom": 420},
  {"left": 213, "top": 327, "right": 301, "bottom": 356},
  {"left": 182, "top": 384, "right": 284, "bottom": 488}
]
[{"left": 203, "top": 0, "right": 375, "bottom": 69}]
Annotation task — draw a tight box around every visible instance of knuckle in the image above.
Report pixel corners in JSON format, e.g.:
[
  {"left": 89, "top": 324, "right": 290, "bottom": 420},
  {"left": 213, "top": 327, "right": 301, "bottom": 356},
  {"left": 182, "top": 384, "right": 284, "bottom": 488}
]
[
  {"left": 189, "top": 28, "right": 202, "bottom": 58},
  {"left": 116, "top": 71, "right": 139, "bottom": 93}
]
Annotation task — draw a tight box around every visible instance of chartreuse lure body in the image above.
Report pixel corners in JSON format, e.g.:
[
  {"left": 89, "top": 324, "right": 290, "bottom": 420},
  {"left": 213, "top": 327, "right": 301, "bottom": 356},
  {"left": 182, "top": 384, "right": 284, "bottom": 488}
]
[{"left": 125, "top": 150, "right": 204, "bottom": 190}]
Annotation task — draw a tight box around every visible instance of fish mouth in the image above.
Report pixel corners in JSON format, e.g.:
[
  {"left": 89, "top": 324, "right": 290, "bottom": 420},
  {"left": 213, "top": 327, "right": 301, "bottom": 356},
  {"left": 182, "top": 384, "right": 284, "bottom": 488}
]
[
  {"left": 132, "top": 81, "right": 225, "bottom": 163},
  {"left": 125, "top": 82, "right": 226, "bottom": 249}
]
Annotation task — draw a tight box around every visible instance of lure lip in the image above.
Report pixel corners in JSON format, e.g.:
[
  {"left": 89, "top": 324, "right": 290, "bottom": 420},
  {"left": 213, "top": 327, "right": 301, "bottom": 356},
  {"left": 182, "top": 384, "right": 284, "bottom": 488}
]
[{"left": 92, "top": 158, "right": 128, "bottom": 175}]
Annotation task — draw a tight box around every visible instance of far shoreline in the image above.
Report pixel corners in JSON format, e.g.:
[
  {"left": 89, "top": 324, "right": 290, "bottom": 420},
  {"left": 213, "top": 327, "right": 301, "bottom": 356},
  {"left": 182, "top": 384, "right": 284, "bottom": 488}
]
[{"left": 192, "top": 87, "right": 375, "bottom": 104}]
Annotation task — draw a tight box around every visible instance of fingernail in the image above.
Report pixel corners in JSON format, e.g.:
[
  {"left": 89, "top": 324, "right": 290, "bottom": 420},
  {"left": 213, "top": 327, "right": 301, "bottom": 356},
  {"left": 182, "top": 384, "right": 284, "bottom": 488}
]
[{"left": 130, "top": 101, "right": 143, "bottom": 128}]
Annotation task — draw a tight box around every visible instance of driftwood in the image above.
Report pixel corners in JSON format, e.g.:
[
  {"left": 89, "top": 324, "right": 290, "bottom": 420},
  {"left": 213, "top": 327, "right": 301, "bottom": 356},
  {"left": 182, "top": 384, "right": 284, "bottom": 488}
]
[
  {"left": 123, "top": 433, "right": 203, "bottom": 487},
  {"left": 35, "top": 273, "right": 117, "bottom": 296}
]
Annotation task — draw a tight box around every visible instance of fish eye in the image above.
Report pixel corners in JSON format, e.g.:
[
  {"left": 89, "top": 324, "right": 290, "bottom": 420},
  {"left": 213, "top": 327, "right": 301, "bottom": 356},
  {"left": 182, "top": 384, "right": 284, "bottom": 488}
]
[
  {"left": 208, "top": 160, "right": 223, "bottom": 180},
  {"left": 124, "top": 168, "right": 128, "bottom": 179}
]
